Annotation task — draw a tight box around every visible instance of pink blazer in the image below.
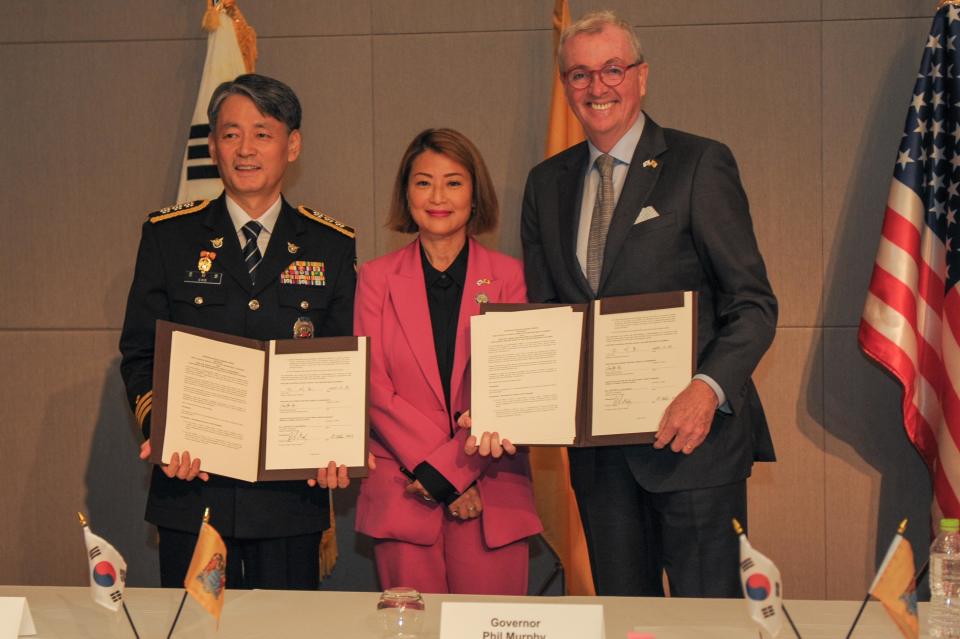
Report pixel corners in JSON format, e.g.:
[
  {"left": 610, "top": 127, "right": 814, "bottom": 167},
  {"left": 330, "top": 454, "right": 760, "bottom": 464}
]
[{"left": 354, "top": 237, "right": 543, "bottom": 548}]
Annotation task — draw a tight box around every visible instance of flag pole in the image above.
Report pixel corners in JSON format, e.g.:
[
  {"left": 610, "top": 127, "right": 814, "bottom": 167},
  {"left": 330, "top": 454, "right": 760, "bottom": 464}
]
[
  {"left": 165, "top": 507, "right": 211, "bottom": 639},
  {"left": 780, "top": 604, "right": 802, "bottom": 639},
  {"left": 842, "top": 594, "right": 870, "bottom": 639},
  {"left": 166, "top": 593, "right": 188, "bottom": 639},
  {"left": 843, "top": 519, "right": 909, "bottom": 639},
  {"left": 78, "top": 512, "right": 141, "bottom": 639}
]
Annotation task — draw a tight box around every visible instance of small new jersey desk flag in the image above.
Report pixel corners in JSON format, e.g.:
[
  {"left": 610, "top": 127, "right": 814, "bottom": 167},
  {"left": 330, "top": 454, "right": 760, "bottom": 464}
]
[
  {"left": 78, "top": 512, "right": 127, "bottom": 612},
  {"left": 868, "top": 521, "right": 918, "bottom": 639},
  {"left": 185, "top": 511, "right": 227, "bottom": 624}
]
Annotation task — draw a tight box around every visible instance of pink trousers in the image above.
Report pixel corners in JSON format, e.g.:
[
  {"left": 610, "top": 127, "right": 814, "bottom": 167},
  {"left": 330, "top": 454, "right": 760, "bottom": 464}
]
[{"left": 374, "top": 515, "right": 528, "bottom": 595}]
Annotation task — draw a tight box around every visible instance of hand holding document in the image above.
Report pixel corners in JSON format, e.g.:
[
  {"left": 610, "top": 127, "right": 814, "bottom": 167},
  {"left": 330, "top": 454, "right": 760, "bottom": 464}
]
[
  {"left": 470, "top": 292, "right": 696, "bottom": 446},
  {"left": 149, "top": 321, "right": 368, "bottom": 482}
]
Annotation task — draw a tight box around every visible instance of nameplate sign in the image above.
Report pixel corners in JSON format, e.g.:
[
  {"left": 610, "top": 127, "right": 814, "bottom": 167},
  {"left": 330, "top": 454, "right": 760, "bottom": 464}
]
[
  {"left": 439, "top": 602, "right": 604, "bottom": 639},
  {"left": 0, "top": 598, "right": 35, "bottom": 638}
]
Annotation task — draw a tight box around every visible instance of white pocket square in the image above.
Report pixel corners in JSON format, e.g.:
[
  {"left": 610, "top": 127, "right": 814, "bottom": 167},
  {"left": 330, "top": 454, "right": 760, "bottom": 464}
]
[{"left": 634, "top": 206, "right": 660, "bottom": 224}]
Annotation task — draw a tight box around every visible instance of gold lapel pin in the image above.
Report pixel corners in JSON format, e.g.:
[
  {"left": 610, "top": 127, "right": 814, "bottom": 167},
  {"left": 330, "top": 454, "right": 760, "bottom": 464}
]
[
  {"left": 642, "top": 159, "right": 659, "bottom": 169},
  {"left": 476, "top": 278, "right": 491, "bottom": 286},
  {"left": 288, "top": 242, "right": 300, "bottom": 254},
  {"left": 210, "top": 237, "right": 224, "bottom": 249},
  {"left": 475, "top": 293, "right": 489, "bottom": 304}
]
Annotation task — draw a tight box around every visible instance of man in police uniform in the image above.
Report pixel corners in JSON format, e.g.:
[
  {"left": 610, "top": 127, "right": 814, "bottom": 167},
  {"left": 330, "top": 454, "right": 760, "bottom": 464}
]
[{"left": 119, "top": 73, "right": 356, "bottom": 589}]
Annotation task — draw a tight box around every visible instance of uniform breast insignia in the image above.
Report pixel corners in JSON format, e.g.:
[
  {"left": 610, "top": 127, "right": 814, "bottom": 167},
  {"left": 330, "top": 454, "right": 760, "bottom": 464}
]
[
  {"left": 210, "top": 237, "right": 224, "bottom": 249},
  {"left": 287, "top": 242, "right": 300, "bottom": 254},
  {"left": 642, "top": 159, "right": 659, "bottom": 169},
  {"left": 198, "top": 250, "right": 217, "bottom": 274},
  {"left": 281, "top": 260, "right": 325, "bottom": 286},
  {"left": 297, "top": 205, "right": 356, "bottom": 238},
  {"left": 148, "top": 199, "right": 211, "bottom": 224}
]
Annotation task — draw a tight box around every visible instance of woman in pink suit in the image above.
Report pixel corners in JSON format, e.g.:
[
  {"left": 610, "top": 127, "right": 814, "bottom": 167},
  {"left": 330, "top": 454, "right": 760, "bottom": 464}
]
[{"left": 354, "top": 128, "right": 542, "bottom": 594}]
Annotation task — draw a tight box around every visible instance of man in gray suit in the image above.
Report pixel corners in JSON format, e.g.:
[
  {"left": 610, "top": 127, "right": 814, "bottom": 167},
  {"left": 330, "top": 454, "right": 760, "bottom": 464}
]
[{"left": 521, "top": 10, "right": 777, "bottom": 597}]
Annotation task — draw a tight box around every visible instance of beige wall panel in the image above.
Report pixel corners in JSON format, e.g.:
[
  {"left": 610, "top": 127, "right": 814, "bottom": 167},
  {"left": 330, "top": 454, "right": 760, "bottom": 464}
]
[
  {"left": 372, "top": 0, "right": 818, "bottom": 34},
  {"left": 0, "top": 331, "right": 156, "bottom": 586},
  {"left": 640, "top": 22, "right": 821, "bottom": 328},
  {"left": 822, "top": 18, "right": 932, "bottom": 327},
  {"left": 373, "top": 0, "right": 551, "bottom": 34},
  {"left": 371, "top": 31, "right": 552, "bottom": 261},
  {"left": 825, "top": 2, "right": 935, "bottom": 20},
  {"left": 256, "top": 36, "right": 376, "bottom": 262},
  {"left": 0, "top": 40, "right": 205, "bottom": 330},
  {"left": 1, "top": 1, "right": 370, "bottom": 43},
  {"left": 588, "top": 0, "right": 819, "bottom": 27},
  {"left": 748, "top": 328, "right": 826, "bottom": 599},
  {"left": 822, "top": 328, "right": 931, "bottom": 600}
]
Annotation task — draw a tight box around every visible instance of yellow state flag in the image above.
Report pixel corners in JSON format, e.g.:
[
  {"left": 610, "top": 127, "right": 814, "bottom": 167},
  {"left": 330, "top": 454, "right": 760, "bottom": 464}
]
[
  {"left": 529, "top": 0, "right": 594, "bottom": 597},
  {"left": 868, "top": 532, "right": 919, "bottom": 639},
  {"left": 185, "top": 521, "right": 227, "bottom": 624}
]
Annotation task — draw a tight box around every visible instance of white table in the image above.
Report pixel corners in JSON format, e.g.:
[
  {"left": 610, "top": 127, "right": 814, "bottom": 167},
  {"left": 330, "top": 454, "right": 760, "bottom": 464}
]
[{"left": 0, "top": 585, "right": 920, "bottom": 638}]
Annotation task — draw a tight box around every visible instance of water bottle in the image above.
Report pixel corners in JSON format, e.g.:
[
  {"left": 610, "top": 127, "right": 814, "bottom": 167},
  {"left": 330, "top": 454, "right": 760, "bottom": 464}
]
[{"left": 930, "top": 518, "right": 960, "bottom": 638}]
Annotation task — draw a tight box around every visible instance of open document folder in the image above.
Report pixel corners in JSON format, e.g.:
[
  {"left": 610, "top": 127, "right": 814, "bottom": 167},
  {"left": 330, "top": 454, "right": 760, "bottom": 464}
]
[
  {"left": 149, "top": 320, "right": 368, "bottom": 482},
  {"left": 470, "top": 291, "right": 696, "bottom": 446}
]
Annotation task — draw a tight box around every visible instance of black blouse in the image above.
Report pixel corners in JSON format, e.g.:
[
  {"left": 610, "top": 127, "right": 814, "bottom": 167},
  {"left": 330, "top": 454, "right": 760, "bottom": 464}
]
[{"left": 412, "top": 241, "right": 469, "bottom": 504}]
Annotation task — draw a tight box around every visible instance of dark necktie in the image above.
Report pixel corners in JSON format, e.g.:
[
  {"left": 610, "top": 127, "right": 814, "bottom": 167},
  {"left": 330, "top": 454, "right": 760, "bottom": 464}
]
[
  {"left": 586, "top": 153, "right": 615, "bottom": 294},
  {"left": 241, "top": 221, "right": 263, "bottom": 284}
]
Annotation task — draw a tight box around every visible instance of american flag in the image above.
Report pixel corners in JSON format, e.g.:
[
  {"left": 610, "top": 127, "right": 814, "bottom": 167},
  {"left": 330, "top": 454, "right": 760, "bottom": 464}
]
[{"left": 860, "top": 1, "right": 960, "bottom": 523}]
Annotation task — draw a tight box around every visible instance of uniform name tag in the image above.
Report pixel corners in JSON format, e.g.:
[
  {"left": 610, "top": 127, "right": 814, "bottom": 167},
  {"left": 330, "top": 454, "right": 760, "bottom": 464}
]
[{"left": 183, "top": 271, "right": 223, "bottom": 285}]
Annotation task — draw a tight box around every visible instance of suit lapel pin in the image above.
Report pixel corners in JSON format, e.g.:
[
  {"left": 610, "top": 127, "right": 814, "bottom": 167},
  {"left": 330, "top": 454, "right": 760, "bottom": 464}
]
[
  {"left": 476, "top": 278, "right": 491, "bottom": 286},
  {"left": 288, "top": 242, "right": 300, "bottom": 254},
  {"left": 475, "top": 293, "right": 489, "bottom": 304},
  {"left": 210, "top": 237, "right": 224, "bottom": 249},
  {"left": 642, "top": 159, "right": 659, "bottom": 169}
]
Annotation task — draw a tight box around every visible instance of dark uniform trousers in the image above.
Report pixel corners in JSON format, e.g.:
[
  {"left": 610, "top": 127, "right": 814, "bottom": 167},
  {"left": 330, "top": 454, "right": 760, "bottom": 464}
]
[{"left": 119, "top": 193, "right": 356, "bottom": 589}]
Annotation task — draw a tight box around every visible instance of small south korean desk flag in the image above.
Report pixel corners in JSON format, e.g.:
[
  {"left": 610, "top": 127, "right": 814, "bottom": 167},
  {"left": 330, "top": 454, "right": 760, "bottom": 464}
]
[
  {"left": 176, "top": 0, "right": 257, "bottom": 202},
  {"left": 735, "top": 518, "right": 784, "bottom": 638},
  {"left": 78, "top": 512, "right": 127, "bottom": 612}
]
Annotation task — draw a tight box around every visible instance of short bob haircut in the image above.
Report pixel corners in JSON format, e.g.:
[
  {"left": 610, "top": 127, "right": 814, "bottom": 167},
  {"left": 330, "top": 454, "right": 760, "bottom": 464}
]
[{"left": 386, "top": 128, "right": 498, "bottom": 235}]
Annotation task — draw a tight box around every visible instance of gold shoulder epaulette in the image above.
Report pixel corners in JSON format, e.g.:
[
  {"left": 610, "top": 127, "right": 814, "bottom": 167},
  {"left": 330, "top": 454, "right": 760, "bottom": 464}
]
[
  {"left": 298, "top": 205, "right": 356, "bottom": 238},
  {"left": 148, "top": 199, "right": 211, "bottom": 223}
]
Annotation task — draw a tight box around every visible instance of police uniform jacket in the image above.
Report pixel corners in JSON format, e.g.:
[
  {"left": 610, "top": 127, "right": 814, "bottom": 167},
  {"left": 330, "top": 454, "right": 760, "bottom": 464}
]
[{"left": 119, "top": 193, "right": 356, "bottom": 538}]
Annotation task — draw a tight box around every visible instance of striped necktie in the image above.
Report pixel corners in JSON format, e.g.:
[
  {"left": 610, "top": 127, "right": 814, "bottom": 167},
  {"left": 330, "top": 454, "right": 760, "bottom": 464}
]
[
  {"left": 241, "top": 221, "right": 263, "bottom": 284},
  {"left": 586, "top": 153, "right": 615, "bottom": 294}
]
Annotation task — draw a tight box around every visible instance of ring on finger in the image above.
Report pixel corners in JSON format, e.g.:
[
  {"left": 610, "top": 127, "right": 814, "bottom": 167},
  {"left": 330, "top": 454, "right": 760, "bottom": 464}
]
[{"left": 451, "top": 510, "right": 459, "bottom": 517}]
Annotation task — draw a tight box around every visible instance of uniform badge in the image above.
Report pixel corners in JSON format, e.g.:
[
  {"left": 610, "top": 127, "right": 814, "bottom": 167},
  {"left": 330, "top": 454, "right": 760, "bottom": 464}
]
[
  {"left": 210, "top": 237, "right": 224, "bottom": 249},
  {"left": 642, "top": 159, "right": 659, "bottom": 169},
  {"left": 280, "top": 261, "right": 326, "bottom": 286},
  {"left": 288, "top": 242, "right": 300, "bottom": 254},
  {"left": 293, "top": 317, "right": 315, "bottom": 339},
  {"left": 475, "top": 293, "right": 489, "bottom": 304},
  {"left": 197, "top": 250, "right": 216, "bottom": 274},
  {"left": 476, "top": 278, "right": 491, "bottom": 286}
]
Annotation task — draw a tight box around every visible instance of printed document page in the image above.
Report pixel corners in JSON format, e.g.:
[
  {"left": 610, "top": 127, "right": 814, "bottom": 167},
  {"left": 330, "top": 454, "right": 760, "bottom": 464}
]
[{"left": 471, "top": 307, "right": 583, "bottom": 445}]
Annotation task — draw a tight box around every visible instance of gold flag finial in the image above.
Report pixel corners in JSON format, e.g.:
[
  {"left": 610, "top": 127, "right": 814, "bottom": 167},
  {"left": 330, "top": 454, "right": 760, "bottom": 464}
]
[
  {"left": 77, "top": 511, "right": 89, "bottom": 527},
  {"left": 203, "top": 507, "right": 211, "bottom": 524},
  {"left": 732, "top": 518, "right": 744, "bottom": 535},
  {"left": 898, "top": 518, "right": 909, "bottom": 535}
]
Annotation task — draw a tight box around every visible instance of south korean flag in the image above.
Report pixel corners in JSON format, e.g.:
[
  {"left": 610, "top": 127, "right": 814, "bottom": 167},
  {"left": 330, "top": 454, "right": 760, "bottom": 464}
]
[{"left": 83, "top": 526, "right": 128, "bottom": 612}]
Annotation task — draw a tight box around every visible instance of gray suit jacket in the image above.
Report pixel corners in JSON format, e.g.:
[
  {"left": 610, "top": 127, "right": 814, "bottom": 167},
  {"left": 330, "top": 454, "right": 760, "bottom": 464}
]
[{"left": 521, "top": 114, "right": 777, "bottom": 494}]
